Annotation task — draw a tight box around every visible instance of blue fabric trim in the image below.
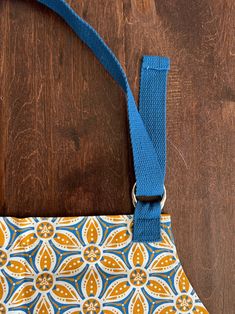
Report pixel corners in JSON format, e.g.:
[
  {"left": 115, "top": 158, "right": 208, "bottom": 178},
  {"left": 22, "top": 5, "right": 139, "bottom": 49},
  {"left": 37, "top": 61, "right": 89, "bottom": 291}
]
[{"left": 37, "top": 0, "right": 170, "bottom": 242}]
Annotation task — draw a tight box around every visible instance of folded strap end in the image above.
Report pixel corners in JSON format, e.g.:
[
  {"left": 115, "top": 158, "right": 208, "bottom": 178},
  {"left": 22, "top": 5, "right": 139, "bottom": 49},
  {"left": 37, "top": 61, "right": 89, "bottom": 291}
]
[
  {"left": 142, "top": 56, "right": 170, "bottom": 71},
  {"left": 132, "top": 218, "right": 161, "bottom": 243}
]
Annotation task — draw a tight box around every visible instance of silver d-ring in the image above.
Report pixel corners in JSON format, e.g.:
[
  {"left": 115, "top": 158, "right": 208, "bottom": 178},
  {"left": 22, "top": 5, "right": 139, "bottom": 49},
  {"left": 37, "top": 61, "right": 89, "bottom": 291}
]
[
  {"left": 132, "top": 183, "right": 166, "bottom": 210},
  {"left": 132, "top": 183, "right": 138, "bottom": 207}
]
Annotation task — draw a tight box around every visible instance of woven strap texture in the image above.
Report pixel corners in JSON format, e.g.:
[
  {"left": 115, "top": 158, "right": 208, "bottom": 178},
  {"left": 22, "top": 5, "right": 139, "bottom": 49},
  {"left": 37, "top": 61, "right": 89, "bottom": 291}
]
[
  {"left": 37, "top": 0, "right": 170, "bottom": 242},
  {"left": 134, "top": 56, "right": 169, "bottom": 241}
]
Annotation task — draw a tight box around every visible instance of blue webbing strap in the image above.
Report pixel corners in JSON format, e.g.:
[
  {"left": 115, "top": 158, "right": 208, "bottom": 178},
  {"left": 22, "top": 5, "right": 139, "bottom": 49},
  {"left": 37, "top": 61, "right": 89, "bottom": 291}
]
[
  {"left": 36, "top": 0, "right": 169, "bottom": 242},
  {"left": 134, "top": 56, "right": 170, "bottom": 241}
]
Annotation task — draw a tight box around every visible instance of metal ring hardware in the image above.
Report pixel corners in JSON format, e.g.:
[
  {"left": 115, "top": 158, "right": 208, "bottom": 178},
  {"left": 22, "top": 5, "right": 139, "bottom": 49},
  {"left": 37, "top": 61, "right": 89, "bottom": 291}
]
[{"left": 132, "top": 183, "right": 166, "bottom": 209}]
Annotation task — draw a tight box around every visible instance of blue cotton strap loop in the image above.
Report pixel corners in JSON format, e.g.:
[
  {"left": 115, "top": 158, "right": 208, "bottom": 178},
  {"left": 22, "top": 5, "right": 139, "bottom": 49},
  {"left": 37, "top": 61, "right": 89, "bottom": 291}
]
[
  {"left": 139, "top": 56, "right": 170, "bottom": 180},
  {"left": 36, "top": 0, "right": 170, "bottom": 242},
  {"left": 133, "top": 56, "right": 170, "bottom": 242}
]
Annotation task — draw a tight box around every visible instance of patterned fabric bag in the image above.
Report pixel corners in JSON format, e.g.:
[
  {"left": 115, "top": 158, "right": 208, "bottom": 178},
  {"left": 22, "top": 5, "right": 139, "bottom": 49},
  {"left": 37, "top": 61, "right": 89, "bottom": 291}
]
[{"left": 0, "top": 0, "right": 209, "bottom": 313}]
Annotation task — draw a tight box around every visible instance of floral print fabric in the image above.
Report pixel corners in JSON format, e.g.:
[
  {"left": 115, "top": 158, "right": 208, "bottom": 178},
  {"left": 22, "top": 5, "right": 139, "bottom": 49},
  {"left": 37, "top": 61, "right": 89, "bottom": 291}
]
[{"left": 0, "top": 214, "right": 208, "bottom": 313}]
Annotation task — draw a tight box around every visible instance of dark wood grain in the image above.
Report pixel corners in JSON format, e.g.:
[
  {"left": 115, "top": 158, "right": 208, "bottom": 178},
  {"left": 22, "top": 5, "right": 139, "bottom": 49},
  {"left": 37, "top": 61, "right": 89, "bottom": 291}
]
[{"left": 0, "top": 0, "right": 234, "bottom": 312}]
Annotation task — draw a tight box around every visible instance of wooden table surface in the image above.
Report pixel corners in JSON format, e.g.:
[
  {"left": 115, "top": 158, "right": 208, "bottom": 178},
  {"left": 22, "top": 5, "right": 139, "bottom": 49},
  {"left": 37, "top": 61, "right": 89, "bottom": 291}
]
[{"left": 0, "top": 1, "right": 234, "bottom": 313}]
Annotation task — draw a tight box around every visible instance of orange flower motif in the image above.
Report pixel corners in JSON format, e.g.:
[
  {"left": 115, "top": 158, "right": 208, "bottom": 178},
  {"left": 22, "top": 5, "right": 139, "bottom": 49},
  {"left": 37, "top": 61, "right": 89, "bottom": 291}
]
[
  {"left": 102, "top": 242, "right": 175, "bottom": 313},
  {"left": 78, "top": 268, "right": 123, "bottom": 314},
  {"left": 0, "top": 221, "right": 34, "bottom": 282},
  {"left": 9, "top": 218, "right": 83, "bottom": 253},
  {"left": 0, "top": 215, "right": 208, "bottom": 313},
  {"left": 7, "top": 240, "right": 82, "bottom": 311},
  {"left": 153, "top": 268, "right": 209, "bottom": 314},
  {"left": 79, "top": 217, "right": 130, "bottom": 275},
  {"left": 0, "top": 218, "right": 84, "bottom": 312}
]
